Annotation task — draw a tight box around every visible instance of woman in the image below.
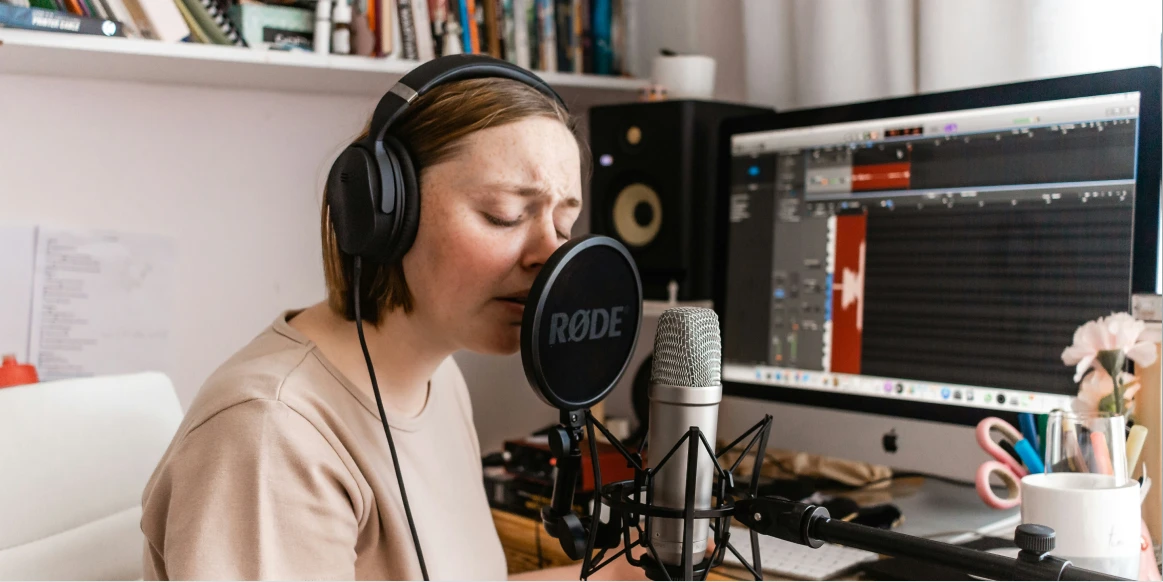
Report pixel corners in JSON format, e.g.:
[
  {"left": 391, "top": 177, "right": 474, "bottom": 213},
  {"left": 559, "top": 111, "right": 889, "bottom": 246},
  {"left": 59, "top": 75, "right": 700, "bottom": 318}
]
[{"left": 139, "top": 65, "right": 639, "bottom": 580}]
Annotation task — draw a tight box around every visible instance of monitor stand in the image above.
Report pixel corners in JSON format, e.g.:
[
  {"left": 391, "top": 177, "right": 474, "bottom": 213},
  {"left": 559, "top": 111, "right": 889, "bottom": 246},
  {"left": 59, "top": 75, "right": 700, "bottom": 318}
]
[{"left": 891, "top": 478, "right": 1020, "bottom": 543}]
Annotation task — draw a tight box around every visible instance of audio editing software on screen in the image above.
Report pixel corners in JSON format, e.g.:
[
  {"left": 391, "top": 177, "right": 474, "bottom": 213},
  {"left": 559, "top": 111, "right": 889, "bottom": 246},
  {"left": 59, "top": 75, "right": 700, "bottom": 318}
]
[{"left": 722, "top": 92, "right": 1142, "bottom": 412}]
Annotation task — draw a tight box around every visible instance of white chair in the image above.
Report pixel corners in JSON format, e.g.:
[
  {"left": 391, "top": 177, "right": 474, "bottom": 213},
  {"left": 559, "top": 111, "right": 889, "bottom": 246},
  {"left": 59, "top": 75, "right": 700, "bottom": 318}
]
[{"left": 0, "top": 372, "right": 184, "bottom": 580}]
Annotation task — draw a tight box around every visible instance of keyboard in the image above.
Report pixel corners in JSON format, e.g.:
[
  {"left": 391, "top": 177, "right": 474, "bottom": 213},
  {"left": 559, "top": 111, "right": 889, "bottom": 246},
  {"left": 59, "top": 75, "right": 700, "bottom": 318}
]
[{"left": 719, "top": 526, "right": 879, "bottom": 580}]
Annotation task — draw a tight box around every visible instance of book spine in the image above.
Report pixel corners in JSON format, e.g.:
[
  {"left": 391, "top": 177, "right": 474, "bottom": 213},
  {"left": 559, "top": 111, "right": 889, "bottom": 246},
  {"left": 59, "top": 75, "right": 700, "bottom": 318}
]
[
  {"left": 457, "top": 0, "right": 470, "bottom": 53},
  {"left": 0, "top": 3, "right": 124, "bottom": 35},
  {"left": 205, "top": 0, "right": 244, "bottom": 45},
  {"left": 427, "top": 0, "right": 445, "bottom": 56},
  {"left": 591, "top": 0, "right": 609, "bottom": 74},
  {"left": 512, "top": 0, "right": 528, "bottom": 67},
  {"left": 553, "top": 0, "right": 569, "bottom": 72},
  {"left": 465, "top": 0, "right": 478, "bottom": 53},
  {"left": 396, "top": 0, "right": 418, "bottom": 58},
  {"left": 579, "top": 0, "right": 590, "bottom": 73},
  {"left": 411, "top": 0, "right": 434, "bottom": 59},
  {"left": 482, "top": 0, "right": 499, "bottom": 57},
  {"left": 537, "top": 0, "right": 554, "bottom": 72},
  {"left": 500, "top": 0, "right": 515, "bottom": 63}
]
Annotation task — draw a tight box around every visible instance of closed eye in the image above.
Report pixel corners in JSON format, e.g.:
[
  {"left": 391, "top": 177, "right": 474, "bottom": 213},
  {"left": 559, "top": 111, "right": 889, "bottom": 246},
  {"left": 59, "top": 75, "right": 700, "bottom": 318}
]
[{"left": 484, "top": 213, "right": 521, "bottom": 228}]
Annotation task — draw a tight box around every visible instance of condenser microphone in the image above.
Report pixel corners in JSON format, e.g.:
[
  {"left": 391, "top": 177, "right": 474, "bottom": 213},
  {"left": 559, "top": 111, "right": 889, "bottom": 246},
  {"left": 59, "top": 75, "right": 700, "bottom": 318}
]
[{"left": 646, "top": 307, "right": 722, "bottom": 568}]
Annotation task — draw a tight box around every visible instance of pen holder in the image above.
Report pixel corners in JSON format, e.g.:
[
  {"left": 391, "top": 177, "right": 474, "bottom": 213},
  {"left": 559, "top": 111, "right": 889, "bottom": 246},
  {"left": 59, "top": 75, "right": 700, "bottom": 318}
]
[
  {"left": 1044, "top": 410, "right": 1128, "bottom": 484},
  {"left": 1020, "top": 473, "right": 1141, "bottom": 578}
]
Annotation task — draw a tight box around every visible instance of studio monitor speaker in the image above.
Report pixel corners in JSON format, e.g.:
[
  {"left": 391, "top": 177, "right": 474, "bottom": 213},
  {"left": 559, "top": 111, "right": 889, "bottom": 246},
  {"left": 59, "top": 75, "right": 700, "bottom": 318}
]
[{"left": 588, "top": 99, "right": 773, "bottom": 302}]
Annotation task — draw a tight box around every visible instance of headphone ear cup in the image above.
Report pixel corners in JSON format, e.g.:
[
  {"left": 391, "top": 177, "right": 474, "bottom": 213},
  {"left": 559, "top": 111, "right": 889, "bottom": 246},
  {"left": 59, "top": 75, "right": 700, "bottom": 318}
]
[
  {"left": 383, "top": 135, "right": 421, "bottom": 264},
  {"left": 327, "top": 145, "right": 381, "bottom": 258}
]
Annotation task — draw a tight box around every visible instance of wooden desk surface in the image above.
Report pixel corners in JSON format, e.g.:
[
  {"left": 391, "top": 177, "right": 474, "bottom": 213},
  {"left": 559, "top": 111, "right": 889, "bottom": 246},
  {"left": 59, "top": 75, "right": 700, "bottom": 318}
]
[{"left": 491, "top": 508, "right": 864, "bottom": 581}]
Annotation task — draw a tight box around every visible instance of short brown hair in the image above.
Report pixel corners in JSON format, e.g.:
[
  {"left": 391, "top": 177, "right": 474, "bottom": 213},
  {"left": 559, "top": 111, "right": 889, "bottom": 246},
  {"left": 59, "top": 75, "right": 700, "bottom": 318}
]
[{"left": 321, "top": 78, "right": 588, "bottom": 325}]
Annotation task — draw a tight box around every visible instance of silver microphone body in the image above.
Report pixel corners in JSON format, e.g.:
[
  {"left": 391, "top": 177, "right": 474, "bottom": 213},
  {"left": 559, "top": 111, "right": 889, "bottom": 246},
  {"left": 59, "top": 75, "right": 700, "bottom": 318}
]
[{"left": 645, "top": 307, "right": 723, "bottom": 567}]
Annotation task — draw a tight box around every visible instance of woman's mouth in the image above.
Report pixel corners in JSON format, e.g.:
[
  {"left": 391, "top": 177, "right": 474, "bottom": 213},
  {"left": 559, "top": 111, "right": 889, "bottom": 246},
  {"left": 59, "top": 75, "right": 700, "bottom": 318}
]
[{"left": 497, "top": 293, "right": 528, "bottom": 319}]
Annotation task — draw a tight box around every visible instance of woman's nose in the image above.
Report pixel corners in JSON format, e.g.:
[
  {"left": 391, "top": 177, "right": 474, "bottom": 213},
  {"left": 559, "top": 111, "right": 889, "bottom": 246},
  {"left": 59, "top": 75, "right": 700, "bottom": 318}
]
[{"left": 523, "top": 219, "right": 564, "bottom": 270}]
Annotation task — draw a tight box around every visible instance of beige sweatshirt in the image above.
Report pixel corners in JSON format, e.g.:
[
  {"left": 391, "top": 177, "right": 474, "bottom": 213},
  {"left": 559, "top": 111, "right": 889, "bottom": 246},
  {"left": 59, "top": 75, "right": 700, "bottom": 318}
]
[{"left": 140, "top": 310, "right": 507, "bottom": 580}]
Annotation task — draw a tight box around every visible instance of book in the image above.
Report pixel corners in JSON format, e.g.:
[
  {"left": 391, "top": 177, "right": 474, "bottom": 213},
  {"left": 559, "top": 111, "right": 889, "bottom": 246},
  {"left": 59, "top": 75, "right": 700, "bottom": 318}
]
[
  {"left": 136, "top": 0, "right": 191, "bottom": 41},
  {"left": 536, "top": 0, "right": 554, "bottom": 72},
  {"left": 181, "top": 0, "right": 244, "bottom": 45},
  {"left": 610, "top": 0, "right": 623, "bottom": 74},
  {"left": 0, "top": 3, "right": 125, "bottom": 35},
  {"left": 511, "top": 0, "right": 528, "bottom": 67},
  {"left": 523, "top": 0, "right": 536, "bottom": 69},
  {"left": 464, "top": 0, "right": 477, "bottom": 53},
  {"left": 552, "top": 0, "right": 568, "bottom": 72},
  {"left": 500, "top": 0, "right": 515, "bottom": 63},
  {"left": 171, "top": 0, "right": 208, "bottom": 41},
  {"left": 590, "top": 0, "right": 609, "bottom": 74},
  {"left": 228, "top": 2, "right": 311, "bottom": 49},
  {"left": 481, "top": 0, "right": 498, "bottom": 57},
  {"left": 456, "top": 0, "right": 469, "bottom": 53},
  {"left": 395, "top": 0, "right": 418, "bottom": 58},
  {"left": 99, "top": 0, "right": 141, "bottom": 36},
  {"left": 571, "top": 0, "right": 582, "bottom": 72},
  {"left": 410, "top": 0, "right": 433, "bottom": 59}
]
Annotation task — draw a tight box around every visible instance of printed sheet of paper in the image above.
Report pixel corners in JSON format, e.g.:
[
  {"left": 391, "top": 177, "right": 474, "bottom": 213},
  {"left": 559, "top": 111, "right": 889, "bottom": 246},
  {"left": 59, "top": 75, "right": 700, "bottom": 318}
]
[
  {"left": 28, "top": 227, "right": 177, "bottom": 381},
  {"left": 0, "top": 225, "right": 37, "bottom": 362}
]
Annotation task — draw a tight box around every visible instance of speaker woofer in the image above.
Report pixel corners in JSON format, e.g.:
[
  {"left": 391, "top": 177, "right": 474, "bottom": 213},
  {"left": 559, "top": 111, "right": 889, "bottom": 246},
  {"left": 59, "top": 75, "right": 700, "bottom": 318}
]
[{"left": 612, "top": 183, "right": 662, "bottom": 247}]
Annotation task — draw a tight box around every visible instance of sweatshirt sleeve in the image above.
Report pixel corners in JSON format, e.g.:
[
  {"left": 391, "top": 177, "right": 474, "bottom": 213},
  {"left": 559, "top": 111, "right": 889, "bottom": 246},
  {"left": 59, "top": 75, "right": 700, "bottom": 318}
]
[{"left": 141, "top": 399, "right": 363, "bottom": 580}]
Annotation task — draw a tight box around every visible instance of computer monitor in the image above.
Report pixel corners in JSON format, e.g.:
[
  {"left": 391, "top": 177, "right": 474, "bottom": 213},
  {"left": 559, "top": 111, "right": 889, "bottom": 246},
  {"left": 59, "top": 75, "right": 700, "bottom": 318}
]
[{"left": 714, "top": 66, "right": 1161, "bottom": 493}]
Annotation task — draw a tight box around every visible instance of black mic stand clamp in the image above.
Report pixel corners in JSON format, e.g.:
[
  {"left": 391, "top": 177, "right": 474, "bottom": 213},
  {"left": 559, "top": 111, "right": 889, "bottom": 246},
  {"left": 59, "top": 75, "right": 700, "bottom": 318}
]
[{"left": 541, "top": 410, "right": 621, "bottom": 561}]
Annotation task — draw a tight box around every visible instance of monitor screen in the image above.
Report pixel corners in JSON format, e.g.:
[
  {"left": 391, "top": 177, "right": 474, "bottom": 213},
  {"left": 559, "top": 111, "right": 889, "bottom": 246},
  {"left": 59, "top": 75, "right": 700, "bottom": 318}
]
[{"left": 722, "top": 91, "right": 1144, "bottom": 416}]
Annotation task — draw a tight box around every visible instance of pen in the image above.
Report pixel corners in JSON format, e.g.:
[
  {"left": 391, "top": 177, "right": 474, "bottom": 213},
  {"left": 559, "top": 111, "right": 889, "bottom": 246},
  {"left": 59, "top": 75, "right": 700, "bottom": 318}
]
[
  {"left": 1018, "top": 413, "right": 1040, "bottom": 455},
  {"left": 1090, "top": 431, "right": 1114, "bottom": 476},
  {"left": 1127, "top": 425, "right": 1148, "bottom": 476},
  {"left": 1035, "top": 414, "right": 1048, "bottom": 457}
]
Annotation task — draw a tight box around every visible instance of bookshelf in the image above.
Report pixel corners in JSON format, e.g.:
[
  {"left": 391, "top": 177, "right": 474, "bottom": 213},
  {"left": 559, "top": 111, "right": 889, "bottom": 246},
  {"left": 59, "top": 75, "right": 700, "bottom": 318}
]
[{"left": 0, "top": 28, "right": 651, "bottom": 96}]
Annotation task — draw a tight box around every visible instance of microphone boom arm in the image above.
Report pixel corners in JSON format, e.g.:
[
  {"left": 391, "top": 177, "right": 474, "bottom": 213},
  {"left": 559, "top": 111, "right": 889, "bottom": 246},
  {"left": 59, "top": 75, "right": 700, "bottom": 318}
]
[
  {"left": 733, "top": 497, "right": 1126, "bottom": 581},
  {"left": 542, "top": 410, "right": 593, "bottom": 561}
]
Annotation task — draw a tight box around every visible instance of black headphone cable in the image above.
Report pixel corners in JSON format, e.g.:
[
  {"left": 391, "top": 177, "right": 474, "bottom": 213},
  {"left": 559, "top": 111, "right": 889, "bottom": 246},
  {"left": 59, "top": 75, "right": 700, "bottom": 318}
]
[{"left": 353, "top": 257, "right": 430, "bottom": 581}]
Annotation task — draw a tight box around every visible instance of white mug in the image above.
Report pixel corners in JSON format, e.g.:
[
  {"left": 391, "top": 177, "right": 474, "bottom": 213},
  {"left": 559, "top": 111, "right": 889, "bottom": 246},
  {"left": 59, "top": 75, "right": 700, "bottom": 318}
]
[
  {"left": 1020, "top": 473, "right": 1141, "bottom": 578},
  {"left": 650, "top": 54, "right": 716, "bottom": 100}
]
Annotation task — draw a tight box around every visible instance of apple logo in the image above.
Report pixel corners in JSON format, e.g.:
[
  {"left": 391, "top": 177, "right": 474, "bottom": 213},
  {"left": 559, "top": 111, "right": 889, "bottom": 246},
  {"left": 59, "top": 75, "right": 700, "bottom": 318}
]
[{"left": 882, "top": 429, "right": 899, "bottom": 454}]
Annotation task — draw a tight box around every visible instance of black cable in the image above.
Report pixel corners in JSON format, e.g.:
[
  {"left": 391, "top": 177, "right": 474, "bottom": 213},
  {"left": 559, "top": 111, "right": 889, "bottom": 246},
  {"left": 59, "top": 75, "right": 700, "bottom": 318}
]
[{"left": 353, "top": 257, "right": 429, "bottom": 581}]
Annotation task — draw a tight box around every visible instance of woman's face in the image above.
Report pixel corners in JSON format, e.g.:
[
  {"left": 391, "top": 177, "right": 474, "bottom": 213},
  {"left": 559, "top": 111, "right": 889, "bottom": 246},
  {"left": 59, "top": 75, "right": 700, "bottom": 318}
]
[{"left": 402, "top": 116, "right": 583, "bottom": 355}]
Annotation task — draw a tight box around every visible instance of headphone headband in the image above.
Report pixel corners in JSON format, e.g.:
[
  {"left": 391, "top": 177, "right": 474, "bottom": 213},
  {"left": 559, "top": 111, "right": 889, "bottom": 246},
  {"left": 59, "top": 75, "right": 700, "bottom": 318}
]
[{"left": 367, "top": 54, "right": 568, "bottom": 144}]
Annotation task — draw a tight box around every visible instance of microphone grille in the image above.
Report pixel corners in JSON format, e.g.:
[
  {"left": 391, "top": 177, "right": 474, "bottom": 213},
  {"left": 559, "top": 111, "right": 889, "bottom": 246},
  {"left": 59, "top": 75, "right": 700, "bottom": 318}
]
[{"left": 651, "top": 307, "right": 721, "bottom": 387}]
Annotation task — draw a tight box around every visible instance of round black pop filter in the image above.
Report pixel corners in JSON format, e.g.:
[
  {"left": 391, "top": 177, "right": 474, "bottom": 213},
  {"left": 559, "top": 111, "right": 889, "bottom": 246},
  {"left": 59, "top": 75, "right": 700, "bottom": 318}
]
[{"left": 521, "top": 235, "right": 642, "bottom": 411}]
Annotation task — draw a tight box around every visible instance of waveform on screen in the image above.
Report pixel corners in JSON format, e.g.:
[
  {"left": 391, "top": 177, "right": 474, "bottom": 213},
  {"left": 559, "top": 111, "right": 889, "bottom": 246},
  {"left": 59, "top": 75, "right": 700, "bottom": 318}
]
[{"left": 835, "top": 241, "right": 865, "bottom": 331}]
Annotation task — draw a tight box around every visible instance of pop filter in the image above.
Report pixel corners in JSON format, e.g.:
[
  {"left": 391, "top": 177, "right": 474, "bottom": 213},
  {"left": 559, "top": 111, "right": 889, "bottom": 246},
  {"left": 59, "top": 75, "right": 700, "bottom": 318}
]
[{"left": 521, "top": 235, "right": 642, "bottom": 411}]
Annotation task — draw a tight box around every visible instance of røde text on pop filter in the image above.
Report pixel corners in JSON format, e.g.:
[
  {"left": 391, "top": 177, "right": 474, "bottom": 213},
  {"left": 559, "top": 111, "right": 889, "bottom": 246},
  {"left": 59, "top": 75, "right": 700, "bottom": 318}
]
[{"left": 521, "top": 234, "right": 643, "bottom": 411}]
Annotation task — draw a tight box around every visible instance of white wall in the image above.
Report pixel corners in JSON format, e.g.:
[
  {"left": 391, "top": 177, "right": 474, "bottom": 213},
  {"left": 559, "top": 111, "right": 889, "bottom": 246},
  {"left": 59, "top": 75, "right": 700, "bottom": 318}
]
[
  {"left": 627, "top": 0, "right": 748, "bottom": 103},
  {"left": 918, "top": 0, "right": 1163, "bottom": 93},
  {"left": 0, "top": 71, "right": 638, "bottom": 455}
]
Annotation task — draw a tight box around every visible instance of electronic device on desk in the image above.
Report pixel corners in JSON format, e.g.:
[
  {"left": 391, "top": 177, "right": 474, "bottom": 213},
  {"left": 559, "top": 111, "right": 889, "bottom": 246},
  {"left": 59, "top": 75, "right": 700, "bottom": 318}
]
[
  {"left": 588, "top": 100, "right": 773, "bottom": 303},
  {"left": 716, "top": 65, "right": 1161, "bottom": 535},
  {"left": 514, "top": 234, "right": 1122, "bottom": 581},
  {"left": 483, "top": 435, "right": 638, "bottom": 521}
]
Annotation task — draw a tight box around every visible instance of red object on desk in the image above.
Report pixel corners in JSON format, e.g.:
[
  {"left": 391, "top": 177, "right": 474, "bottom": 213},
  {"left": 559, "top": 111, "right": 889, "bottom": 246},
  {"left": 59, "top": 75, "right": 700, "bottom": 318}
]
[{"left": 0, "top": 354, "right": 38, "bottom": 388}]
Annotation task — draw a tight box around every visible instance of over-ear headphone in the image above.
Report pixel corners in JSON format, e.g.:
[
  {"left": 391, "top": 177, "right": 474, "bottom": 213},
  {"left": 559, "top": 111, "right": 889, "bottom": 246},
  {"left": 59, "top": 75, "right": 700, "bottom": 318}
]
[{"left": 327, "top": 54, "right": 569, "bottom": 265}]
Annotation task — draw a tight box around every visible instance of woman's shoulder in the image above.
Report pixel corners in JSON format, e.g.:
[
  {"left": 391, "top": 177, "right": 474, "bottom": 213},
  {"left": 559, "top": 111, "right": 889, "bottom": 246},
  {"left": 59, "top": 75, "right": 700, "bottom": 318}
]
[
  {"left": 142, "top": 313, "right": 360, "bottom": 503},
  {"left": 183, "top": 313, "right": 317, "bottom": 426}
]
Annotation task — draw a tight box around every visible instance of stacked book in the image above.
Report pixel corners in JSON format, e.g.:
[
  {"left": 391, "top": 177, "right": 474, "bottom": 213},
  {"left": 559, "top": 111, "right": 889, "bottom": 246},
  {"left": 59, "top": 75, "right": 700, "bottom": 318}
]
[{"left": 0, "top": 0, "right": 632, "bottom": 76}]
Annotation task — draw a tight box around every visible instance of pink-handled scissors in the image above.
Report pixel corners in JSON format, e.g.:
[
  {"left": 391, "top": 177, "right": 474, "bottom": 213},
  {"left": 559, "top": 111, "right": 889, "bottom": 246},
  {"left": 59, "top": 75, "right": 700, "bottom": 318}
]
[{"left": 975, "top": 417, "right": 1029, "bottom": 510}]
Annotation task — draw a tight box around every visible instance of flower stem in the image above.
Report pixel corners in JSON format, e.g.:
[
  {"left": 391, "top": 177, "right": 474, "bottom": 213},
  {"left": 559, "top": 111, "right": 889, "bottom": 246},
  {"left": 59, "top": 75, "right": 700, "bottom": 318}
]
[{"left": 1097, "top": 349, "right": 1127, "bottom": 415}]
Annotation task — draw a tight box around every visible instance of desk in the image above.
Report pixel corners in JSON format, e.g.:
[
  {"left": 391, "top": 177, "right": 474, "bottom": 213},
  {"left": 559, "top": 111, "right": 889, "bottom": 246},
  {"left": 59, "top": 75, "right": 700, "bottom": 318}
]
[
  {"left": 491, "top": 476, "right": 1018, "bottom": 581},
  {"left": 491, "top": 509, "right": 743, "bottom": 580}
]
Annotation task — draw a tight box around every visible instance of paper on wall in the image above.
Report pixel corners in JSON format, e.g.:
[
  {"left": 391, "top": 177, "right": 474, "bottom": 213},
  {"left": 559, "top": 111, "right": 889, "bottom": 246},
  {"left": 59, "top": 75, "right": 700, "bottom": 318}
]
[
  {"left": 27, "top": 226, "right": 177, "bottom": 382},
  {"left": 0, "top": 225, "right": 37, "bottom": 362}
]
